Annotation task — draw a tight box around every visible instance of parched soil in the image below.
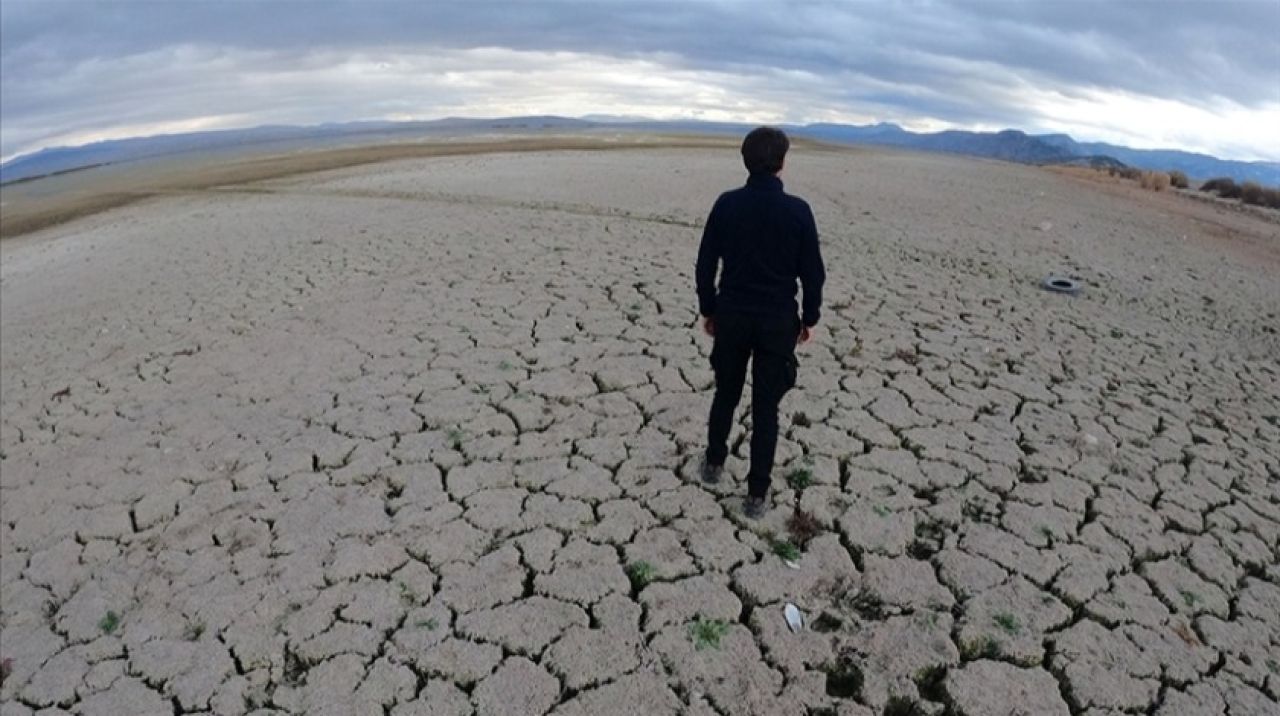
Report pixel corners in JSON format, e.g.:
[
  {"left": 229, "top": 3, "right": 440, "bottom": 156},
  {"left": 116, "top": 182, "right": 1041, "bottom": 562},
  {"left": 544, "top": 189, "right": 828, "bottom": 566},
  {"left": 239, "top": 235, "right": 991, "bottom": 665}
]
[{"left": 1, "top": 143, "right": 1278, "bottom": 716}]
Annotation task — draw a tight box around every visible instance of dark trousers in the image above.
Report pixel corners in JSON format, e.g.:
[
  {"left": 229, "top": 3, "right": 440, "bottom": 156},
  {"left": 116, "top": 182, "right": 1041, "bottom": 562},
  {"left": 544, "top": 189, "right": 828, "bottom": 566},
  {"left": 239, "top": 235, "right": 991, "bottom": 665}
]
[{"left": 706, "top": 311, "right": 799, "bottom": 498}]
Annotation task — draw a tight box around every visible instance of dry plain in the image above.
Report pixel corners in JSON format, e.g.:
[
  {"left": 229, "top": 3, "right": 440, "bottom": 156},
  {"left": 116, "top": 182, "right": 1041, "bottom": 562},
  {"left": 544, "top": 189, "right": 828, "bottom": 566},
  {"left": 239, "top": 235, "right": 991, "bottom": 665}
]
[{"left": 1, "top": 138, "right": 1279, "bottom": 716}]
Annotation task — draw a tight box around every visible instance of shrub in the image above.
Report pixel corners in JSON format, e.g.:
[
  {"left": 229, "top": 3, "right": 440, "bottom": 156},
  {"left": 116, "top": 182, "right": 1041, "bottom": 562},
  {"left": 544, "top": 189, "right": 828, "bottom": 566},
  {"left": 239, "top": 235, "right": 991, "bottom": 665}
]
[
  {"left": 1118, "top": 167, "right": 1142, "bottom": 181},
  {"left": 1200, "top": 177, "right": 1231, "bottom": 193},
  {"left": 1168, "top": 170, "right": 1189, "bottom": 188},
  {"left": 1240, "top": 181, "right": 1264, "bottom": 205},
  {"left": 1139, "top": 171, "right": 1171, "bottom": 191},
  {"left": 1201, "top": 177, "right": 1241, "bottom": 198},
  {"left": 1262, "top": 188, "right": 1280, "bottom": 209}
]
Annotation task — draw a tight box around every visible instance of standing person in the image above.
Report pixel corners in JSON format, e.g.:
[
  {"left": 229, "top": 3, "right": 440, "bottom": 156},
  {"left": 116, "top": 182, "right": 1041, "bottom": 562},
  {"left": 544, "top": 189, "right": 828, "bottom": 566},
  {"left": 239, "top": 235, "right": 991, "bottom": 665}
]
[{"left": 696, "top": 127, "right": 826, "bottom": 519}]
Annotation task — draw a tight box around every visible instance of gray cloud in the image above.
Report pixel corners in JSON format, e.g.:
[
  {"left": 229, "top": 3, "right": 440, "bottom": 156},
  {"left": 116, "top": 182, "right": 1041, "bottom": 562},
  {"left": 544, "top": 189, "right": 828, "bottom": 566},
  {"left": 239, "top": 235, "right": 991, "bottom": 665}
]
[{"left": 2, "top": 0, "right": 1277, "bottom": 160}]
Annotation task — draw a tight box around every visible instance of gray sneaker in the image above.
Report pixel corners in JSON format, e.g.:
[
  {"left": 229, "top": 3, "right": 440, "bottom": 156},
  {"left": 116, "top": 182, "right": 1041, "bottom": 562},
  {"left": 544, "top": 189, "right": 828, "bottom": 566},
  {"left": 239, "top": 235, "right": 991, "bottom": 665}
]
[
  {"left": 700, "top": 458, "right": 723, "bottom": 485},
  {"left": 743, "top": 495, "right": 767, "bottom": 519}
]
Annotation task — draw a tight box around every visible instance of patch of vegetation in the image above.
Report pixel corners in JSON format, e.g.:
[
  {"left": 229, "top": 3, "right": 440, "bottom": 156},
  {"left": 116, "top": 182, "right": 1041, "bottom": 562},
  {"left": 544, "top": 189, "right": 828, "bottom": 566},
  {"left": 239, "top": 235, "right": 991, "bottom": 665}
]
[
  {"left": 811, "top": 612, "right": 844, "bottom": 633},
  {"left": 841, "top": 589, "right": 887, "bottom": 620},
  {"left": 910, "top": 518, "right": 946, "bottom": 559},
  {"left": 498, "top": 359, "right": 514, "bottom": 371},
  {"left": 823, "top": 653, "right": 864, "bottom": 699},
  {"left": 446, "top": 428, "right": 465, "bottom": 450},
  {"left": 398, "top": 581, "right": 417, "bottom": 605},
  {"left": 911, "top": 666, "right": 952, "bottom": 701},
  {"left": 1201, "top": 177, "right": 1242, "bottom": 199},
  {"left": 282, "top": 647, "right": 308, "bottom": 685},
  {"left": 872, "top": 504, "right": 892, "bottom": 517},
  {"left": 1180, "top": 590, "right": 1200, "bottom": 608},
  {"left": 960, "top": 635, "right": 1003, "bottom": 660},
  {"left": 1139, "top": 170, "right": 1171, "bottom": 191},
  {"left": 786, "top": 466, "right": 814, "bottom": 490},
  {"left": 98, "top": 610, "right": 120, "bottom": 634},
  {"left": 183, "top": 621, "right": 206, "bottom": 641},
  {"left": 883, "top": 695, "right": 927, "bottom": 716},
  {"left": 787, "top": 508, "right": 823, "bottom": 547},
  {"left": 688, "top": 617, "right": 731, "bottom": 651},
  {"left": 770, "top": 537, "right": 802, "bottom": 562},
  {"left": 626, "top": 561, "right": 657, "bottom": 591},
  {"left": 1167, "top": 170, "right": 1189, "bottom": 189},
  {"left": 891, "top": 347, "right": 921, "bottom": 365},
  {"left": 1267, "top": 659, "right": 1279, "bottom": 675},
  {"left": 993, "top": 612, "right": 1021, "bottom": 635},
  {"left": 415, "top": 618, "right": 439, "bottom": 630}
]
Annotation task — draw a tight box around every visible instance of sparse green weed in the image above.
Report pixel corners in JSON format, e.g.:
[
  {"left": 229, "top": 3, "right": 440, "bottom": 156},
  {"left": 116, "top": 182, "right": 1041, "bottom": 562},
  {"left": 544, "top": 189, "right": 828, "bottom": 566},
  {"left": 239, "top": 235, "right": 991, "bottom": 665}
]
[
  {"left": 770, "top": 538, "right": 801, "bottom": 562},
  {"left": 626, "top": 561, "right": 656, "bottom": 591},
  {"left": 993, "top": 612, "right": 1020, "bottom": 635},
  {"left": 99, "top": 610, "right": 120, "bottom": 634},
  {"left": 961, "top": 635, "right": 1002, "bottom": 660},
  {"left": 688, "top": 617, "right": 730, "bottom": 650},
  {"left": 786, "top": 466, "right": 813, "bottom": 491}
]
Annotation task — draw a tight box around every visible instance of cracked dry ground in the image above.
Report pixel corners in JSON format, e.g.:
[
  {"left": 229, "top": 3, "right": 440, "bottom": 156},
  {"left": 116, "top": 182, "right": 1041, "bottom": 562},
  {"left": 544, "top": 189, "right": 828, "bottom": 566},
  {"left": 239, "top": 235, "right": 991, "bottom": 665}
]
[{"left": 1, "top": 145, "right": 1279, "bottom": 716}]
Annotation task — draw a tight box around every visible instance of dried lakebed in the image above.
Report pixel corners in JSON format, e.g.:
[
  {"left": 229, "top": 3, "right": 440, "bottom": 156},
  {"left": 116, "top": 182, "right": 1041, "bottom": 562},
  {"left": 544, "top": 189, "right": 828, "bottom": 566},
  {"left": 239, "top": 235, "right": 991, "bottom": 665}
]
[{"left": 1, "top": 145, "right": 1278, "bottom": 715}]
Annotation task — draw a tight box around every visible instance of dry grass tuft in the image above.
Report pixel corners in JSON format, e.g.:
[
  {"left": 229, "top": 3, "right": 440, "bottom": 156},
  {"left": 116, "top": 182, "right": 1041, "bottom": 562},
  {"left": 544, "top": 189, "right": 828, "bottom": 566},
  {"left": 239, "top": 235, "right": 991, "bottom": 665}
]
[{"left": 1139, "top": 171, "right": 1171, "bottom": 191}]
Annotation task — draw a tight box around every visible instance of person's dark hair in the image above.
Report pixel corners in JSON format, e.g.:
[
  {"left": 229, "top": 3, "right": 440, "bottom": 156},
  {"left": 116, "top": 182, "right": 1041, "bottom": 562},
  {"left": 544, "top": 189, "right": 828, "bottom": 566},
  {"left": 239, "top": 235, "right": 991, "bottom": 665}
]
[{"left": 741, "top": 127, "right": 789, "bottom": 175}]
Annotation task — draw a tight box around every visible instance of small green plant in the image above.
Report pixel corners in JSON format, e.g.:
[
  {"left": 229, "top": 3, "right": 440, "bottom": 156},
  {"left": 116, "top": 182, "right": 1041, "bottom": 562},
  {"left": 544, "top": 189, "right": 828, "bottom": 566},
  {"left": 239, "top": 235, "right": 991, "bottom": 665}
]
[
  {"left": 1266, "top": 659, "right": 1279, "bottom": 674},
  {"left": 688, "top": 617, "right": 730, "bottom": 650},
  {"left": 398, "top": 581, "right": 417, "bottom": 605},
  {"left": 498, "top": 359, "right": 513, "bottom": 371},
  {"left": 415, "top": 618, "right": 439, "bottom": 630},
  {"left": 786, "top": 466, "right": 813, "bottom": 491},
  {"left": 872, "top": 504, "right": 891, "bottom": 517},
  {"left": 770, "top": 538, "right": 801, "bottom": 562},
  {"left": 993, "top": 612, "right": 1020, "bottom": 635},
  {"left": 841, "top": 589, "right": 886, "bottom": 620},
  {"left": 626, "top": 561, "right": 657, "bottom": 591},
  {"left": 1037, "top": 525, "right": 1055, "bottom": 542},
  {"left": 823, "top": 653, "right": 864, "bottom": 699},
  {"left": 883, "top": 695, "right": 927, "bottom": 716},
  {"left": 1180, "top": 590, "right": 1200, "bottom": 608},
  {"left": 183, "top": 621, "right": 206, "bottom": 641},
  {"left": 915, "top": 664, "right": 949, "bottom": 702},
  {"left": 961, "top": 635, "right": 1002, "bottom": 660},
  {"left": 446, "top": 428, "right": 464, "bottom": 450},
  {"left": 99, "top": 610, "right": 120, "bottom": 634}
]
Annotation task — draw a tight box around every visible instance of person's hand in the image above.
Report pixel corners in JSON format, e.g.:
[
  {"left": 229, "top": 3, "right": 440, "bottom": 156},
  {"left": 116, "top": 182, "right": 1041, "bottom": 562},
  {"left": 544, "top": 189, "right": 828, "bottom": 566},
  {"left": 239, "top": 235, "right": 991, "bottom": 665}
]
[
  {"left": 702, "top": 316, "right": 715, "bottom": 337},
  {"left": 797, "top": 325, "right": 813, "bottom": 345}
]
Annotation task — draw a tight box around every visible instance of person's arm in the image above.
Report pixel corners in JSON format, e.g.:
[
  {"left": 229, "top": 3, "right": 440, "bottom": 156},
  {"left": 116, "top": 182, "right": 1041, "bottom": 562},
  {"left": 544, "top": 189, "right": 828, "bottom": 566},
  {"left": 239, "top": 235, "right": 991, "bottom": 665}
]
[
  {"left": 695, "top": 199, "right": 722, "bottom": 322},
  {"left": 798, "top": 205, "right": 825, "bottom": 329}
]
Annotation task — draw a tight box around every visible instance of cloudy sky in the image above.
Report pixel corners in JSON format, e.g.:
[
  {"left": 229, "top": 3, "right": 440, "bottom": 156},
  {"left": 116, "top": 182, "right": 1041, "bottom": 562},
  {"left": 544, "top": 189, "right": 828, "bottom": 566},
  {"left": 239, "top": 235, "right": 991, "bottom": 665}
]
[{"left": 2, "top": 0, "right": 1278, "bottom": 164}]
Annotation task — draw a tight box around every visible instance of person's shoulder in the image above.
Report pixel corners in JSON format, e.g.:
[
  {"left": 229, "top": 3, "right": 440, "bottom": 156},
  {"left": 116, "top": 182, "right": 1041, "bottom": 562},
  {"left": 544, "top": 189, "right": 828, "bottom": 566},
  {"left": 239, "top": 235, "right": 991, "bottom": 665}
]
[
  {"left": 719, "top": 185, "right": 749, "bottom": 201},
  {"left": 781, "top": 190, "right": 814, "bottom": 214}
]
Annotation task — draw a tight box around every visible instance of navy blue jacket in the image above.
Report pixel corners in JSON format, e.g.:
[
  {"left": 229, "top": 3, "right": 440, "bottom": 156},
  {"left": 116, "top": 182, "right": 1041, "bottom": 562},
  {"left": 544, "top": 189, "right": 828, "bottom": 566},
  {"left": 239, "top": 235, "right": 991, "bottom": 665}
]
[{"left": 696, "top": 174, "right": 825, "bottom": 327}]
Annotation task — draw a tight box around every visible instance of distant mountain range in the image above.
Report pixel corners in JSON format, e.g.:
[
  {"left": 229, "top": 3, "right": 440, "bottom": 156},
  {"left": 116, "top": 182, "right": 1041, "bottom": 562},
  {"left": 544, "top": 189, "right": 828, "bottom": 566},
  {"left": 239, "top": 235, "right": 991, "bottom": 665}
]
[{"left": 3, "top": 115, "right": 1277, "bottom": 186}]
